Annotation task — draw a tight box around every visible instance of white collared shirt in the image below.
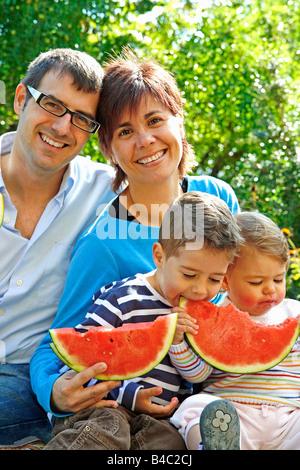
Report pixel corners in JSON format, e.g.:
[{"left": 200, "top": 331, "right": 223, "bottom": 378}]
[{"left": 0, "top": 132, "right": 115, "bottom": 363}]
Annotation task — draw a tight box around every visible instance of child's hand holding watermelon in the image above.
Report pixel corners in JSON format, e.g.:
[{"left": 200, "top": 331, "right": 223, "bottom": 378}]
[{"left": 171, "top": 306, "right": 198, "bottom": 345}]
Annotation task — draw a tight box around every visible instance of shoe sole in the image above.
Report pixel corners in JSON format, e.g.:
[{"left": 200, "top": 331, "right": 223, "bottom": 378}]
[{"left": 200, "top": 399, "right": 240, "bottom": 450}]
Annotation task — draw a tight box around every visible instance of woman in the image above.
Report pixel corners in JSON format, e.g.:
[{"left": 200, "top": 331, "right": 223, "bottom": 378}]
[{"left": 30, "top": 49, "right": 239, "bottom": 431}]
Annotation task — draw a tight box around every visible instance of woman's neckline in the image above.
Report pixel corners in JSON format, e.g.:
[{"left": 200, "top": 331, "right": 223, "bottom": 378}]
[{"left": 109, "top": 177, "right": 188, "bottom": 224}]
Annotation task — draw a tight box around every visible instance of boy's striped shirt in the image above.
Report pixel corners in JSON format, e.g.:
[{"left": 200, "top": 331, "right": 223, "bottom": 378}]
[{"left": 77, "top": 273, "right": 197, "bottom": 410}]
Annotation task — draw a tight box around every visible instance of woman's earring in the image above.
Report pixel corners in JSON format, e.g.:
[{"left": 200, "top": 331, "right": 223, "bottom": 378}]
[{"left": 112, "top": 159, "right": 119, "bottom": 173}]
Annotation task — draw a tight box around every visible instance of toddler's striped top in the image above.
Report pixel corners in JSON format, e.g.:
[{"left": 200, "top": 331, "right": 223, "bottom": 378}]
[{"left": 169, "top": 298, "right": 300, "bottom": 408}]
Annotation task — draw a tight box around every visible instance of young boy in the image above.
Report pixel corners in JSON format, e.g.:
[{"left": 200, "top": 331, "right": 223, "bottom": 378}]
[
  {"left": 170, "top": 212, "right": 300, "bottom": 451},
  {"left": 44, "top": 191, "right": 242, "bottom": 450}
]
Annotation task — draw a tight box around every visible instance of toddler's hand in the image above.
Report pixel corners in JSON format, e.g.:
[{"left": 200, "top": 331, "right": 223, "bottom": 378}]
[{"left": 171, "top": 307, "right": 198, "bottom": 345}]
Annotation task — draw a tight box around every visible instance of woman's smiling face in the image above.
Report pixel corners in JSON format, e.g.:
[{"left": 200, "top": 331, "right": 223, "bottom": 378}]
[{"left": 110, "top": 93, "right": 184, "bottom": 187}]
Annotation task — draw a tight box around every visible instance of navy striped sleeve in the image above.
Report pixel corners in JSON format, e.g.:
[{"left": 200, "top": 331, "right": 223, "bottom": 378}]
[{"left": 77, "top": 288, "right": 123, "bottom": 329}]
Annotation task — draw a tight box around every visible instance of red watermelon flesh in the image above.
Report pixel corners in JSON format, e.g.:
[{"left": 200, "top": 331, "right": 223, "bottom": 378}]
[
  {"left": 181, "top": 298, "right": 300, "bottom": 373},
  {"left": 50, "top": 313, "right": 177, "bottom": 380}
]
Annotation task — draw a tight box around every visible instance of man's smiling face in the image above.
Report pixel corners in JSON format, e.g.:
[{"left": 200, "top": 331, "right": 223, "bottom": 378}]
[{"left": 14, "top": 69, "right": 99, "bottom": 177}]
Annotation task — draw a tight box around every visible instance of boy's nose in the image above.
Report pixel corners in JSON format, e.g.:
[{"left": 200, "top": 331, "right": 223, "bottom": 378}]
[{"left": 191, "top": 283, "right": 207, "bottom": 299}]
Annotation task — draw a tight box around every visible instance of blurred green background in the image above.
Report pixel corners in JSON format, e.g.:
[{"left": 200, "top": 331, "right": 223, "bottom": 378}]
[{"left": 1, "top": 0, "right": 299, "bottom": 298}]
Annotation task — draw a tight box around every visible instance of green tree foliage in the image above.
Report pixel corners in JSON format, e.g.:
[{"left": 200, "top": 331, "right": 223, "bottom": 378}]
[{"left": 1, "top": 0, "right": 299, "bottom": 296}]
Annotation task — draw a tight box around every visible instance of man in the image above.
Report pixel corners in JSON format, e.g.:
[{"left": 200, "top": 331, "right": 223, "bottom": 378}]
[{"left": 0, "top": 49, "right": 118, "bottom": 447}]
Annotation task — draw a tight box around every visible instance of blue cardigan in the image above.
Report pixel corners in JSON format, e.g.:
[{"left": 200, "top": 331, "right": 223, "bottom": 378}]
[{"left": 30, "top": 175, "right": 239, "bottom": 416}]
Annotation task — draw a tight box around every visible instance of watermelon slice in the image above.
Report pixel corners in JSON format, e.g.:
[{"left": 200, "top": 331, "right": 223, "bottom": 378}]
[
  {"left": 0, "top": 193, "right": 4, "bottom": 227},
  {"left": 50, "top": 313, "right": 178, "bottom": 380},
  {"left": 181, "top": 298, "right": 300, "bottom": 373}
]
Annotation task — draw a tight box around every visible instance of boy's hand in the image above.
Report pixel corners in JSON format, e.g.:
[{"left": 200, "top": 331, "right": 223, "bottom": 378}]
[
  {"left": 171, "top": 307, "right": 198, "bottom": 345},
  {"left": 134, "top": 386, "right": 178, "bottom": 417}
]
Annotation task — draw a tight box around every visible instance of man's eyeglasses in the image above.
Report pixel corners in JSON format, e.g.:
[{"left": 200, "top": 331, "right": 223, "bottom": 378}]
[{"left": 26, "top": 85, "right": 100, "bottom": 133}]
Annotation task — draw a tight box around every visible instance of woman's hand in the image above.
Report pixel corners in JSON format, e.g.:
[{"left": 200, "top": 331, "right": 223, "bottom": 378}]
[
  {"left": 171, "top": 307, "right": 198, "bottom": 345},
  {"left": 134, "top": 386, "right": 178, "bottom": 418},
  {"left": 50, "top": 362, "right": 120, "bottom": 414}
]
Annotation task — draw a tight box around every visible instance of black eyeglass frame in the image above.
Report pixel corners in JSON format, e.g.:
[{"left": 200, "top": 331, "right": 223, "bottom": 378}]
[{"left": 26, "top": 85, "right": 100, "bottom": 134}]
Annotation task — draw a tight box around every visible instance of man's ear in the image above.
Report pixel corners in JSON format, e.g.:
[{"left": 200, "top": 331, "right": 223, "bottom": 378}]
[
  {"left": 152, "top": 242, "right": 165, "bottom": 268},
  {"left": 14, "top": 84, "right": 27, "bottom": 116}
]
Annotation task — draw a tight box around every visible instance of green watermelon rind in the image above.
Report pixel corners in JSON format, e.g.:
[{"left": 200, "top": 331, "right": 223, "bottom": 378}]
[
  {"left": 50, "top": 342, "right": 74, "bottom": 369},
  {"left": 49, "top": 313, "right": 178, "bottom": 381},
  {"left": 180, "top": 297, "right": 300, "bottom": 374}
]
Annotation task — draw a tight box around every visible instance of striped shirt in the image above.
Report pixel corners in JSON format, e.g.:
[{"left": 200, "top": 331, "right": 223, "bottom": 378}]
[
  {"left": 169, "top": 298, "right": 300, "bottom": 408},
  {"left": 77, "top": 273, "right": 192, "bottom": 411}
]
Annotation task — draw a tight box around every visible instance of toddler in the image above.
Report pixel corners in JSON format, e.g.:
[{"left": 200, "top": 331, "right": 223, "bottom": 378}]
[{"left": 170, "top": 212, "right": 300, "bottom": 450}]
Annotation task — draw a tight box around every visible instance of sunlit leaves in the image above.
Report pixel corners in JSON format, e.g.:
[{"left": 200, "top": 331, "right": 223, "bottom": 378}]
[{"left": 1, "top": 0, "right": 299, "bottom": 259}]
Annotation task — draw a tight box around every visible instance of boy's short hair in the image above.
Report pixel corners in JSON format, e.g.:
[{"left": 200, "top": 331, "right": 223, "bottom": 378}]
[
  {"left": 158, "top": 191, "right": 242, "bottom": 259},
  {"left": 234, "top": 212, "right": 290, "bottom": 265}
]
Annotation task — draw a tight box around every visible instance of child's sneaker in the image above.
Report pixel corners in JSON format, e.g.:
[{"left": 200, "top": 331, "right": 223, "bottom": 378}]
[{"left": 199, "top": 399, "right": 240, "bottom": 450}]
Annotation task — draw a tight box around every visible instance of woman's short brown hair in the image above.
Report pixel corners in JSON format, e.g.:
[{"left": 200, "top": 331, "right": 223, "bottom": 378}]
[{"left": 97, "top": 47, "right": 195, "bottom": 193}]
